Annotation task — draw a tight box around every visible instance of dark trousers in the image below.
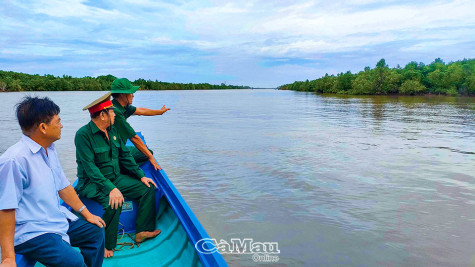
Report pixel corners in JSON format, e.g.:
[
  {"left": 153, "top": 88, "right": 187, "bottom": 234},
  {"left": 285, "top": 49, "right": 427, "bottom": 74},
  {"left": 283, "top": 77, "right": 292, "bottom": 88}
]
[
  {"left": 15, "top": 218, "right": 105, "bottom": 267},
  {"left": 93, "top": 174, "right": 156, "bottom": 250}
]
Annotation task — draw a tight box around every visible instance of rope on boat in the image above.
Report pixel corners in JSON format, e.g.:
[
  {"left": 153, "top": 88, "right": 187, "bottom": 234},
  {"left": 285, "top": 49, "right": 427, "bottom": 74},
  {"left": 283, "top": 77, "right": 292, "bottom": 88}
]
[{"left": 114, "top": 223, "right": 138, "bottom": 251}]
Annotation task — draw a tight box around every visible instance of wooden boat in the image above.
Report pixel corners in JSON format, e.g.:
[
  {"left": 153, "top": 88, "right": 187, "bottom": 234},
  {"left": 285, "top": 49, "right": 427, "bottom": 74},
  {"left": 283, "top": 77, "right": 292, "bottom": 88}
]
[{"left": 15, "top": 133, "right": 227, "bottom": 267}]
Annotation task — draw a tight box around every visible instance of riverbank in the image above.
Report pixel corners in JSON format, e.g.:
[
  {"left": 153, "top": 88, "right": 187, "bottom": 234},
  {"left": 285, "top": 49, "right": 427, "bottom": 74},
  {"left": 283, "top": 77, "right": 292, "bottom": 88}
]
[
  {"left": 0, "top": 70, "right": 251, "bottom": 92},
  {"left": 279, "top": 89, "right": 475, "bottom": 98},
  {"left": 279, "top": 58, "right": 475, "bottom": 96}
]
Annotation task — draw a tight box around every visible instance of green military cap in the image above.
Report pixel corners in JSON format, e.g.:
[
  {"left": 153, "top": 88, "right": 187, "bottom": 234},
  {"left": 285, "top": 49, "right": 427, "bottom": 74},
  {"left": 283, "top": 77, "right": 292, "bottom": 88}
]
[
  {"left": 83, "top": 92, "right": 115, "bottom": 113},
  {"left": 110, "top": 78, "right": 140, "bottom": 94}
]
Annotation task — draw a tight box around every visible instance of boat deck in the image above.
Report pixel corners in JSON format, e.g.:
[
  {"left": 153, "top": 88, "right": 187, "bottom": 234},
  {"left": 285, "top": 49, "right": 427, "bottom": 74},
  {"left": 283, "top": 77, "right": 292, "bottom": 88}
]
[{"left": 101, "top": 197, "right": 202, "bottom": 267}]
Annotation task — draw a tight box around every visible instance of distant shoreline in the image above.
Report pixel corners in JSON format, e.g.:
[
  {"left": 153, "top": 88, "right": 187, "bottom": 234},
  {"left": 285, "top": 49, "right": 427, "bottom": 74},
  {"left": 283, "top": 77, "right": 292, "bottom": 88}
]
[
  {"left": 0, "top": 88, "right": 259, "bottom": 93},
  {"left": 0, "top": 88, "right": 280, "bottom": 93},
  {"left": 279, "top": 88, "right": 475, "bottom": 97},
  {"left": 279, "top": 89, "right": 475, "bottom": 98},
  {"left": 0, "top": 70, "right": 251, "bottom": 92}
]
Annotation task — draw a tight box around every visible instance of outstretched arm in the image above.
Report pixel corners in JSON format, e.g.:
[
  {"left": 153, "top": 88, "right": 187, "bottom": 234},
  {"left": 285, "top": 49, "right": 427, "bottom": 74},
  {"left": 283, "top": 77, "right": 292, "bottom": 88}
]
[
  {"left": 134, "top": 105, "right": 170, "bottom": 116},
  {"left": 0, "top": 209, "right": 16, "bottom": 267},
  {"left": 129, "top": 135, "right": 161, "bottom": 170}
]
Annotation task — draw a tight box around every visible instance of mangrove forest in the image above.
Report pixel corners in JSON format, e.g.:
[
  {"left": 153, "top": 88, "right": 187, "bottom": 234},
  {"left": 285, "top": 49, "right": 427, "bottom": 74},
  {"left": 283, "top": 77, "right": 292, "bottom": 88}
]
[
  {"left": 0, "top": 71, "right": 250, "bottom": 92},
  {"left": 279, "top": 58, "right": 475, "bottom": 96}
]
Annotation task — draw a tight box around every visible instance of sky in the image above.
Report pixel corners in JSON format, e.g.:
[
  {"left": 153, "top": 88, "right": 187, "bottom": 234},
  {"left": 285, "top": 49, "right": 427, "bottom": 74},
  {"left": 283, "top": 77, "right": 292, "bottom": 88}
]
[{"left": 0, "top": 0, "right": 474, "bottom": 88}]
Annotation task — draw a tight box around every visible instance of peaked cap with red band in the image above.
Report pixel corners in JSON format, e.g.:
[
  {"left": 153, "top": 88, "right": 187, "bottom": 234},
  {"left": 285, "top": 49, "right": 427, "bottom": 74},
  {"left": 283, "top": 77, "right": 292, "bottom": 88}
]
[{"left": 83, "top": 92, "right": 115, "bottom": 113}]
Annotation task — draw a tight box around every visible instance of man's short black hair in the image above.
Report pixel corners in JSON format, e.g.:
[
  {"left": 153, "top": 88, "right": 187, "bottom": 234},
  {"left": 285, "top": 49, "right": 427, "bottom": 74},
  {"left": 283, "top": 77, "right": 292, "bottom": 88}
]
[
  {"left": 90, "top": 110, "right": 104, "bottom": 119},
  {"left": 111, "top": 93, "right": 121, "bottom": 99},
  {"left": 16, "top": 96, "right": 60, "bottom": 132}
]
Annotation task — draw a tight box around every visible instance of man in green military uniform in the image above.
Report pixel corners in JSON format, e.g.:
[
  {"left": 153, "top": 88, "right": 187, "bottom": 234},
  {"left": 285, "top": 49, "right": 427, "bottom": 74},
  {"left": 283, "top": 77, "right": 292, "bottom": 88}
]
[
  {"left": 74, "top": 93, "right": 161, "bottom": 258},
  {"left": 110, "top": 78, "right": 170, "bottom": 170}
]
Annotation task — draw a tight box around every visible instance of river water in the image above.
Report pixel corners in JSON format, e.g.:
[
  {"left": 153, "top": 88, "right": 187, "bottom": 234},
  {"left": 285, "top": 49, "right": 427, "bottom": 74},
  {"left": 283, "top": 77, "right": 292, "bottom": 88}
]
[{"left": 1, "top": 90, "right": 475, "bottom": 266}]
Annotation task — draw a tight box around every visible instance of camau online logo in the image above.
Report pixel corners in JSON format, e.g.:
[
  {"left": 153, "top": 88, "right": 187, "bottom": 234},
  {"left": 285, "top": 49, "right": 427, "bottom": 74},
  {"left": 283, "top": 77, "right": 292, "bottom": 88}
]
[{"left": 195, "top": 238, "right": 280, "bottom": 263}]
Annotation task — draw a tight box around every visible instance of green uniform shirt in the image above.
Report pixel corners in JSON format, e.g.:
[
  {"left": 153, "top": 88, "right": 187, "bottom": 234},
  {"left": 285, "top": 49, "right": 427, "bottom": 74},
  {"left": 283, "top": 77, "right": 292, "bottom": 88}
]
[
  {"left": 112, "top": 99, "right": 137, "bottom": 143},
  {"left": 75, "top": 121, "right": 145, "bottom": 195}
]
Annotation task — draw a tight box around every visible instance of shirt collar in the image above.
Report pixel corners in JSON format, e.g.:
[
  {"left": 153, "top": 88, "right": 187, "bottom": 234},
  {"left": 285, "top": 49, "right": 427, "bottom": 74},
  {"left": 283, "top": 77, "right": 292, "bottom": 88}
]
[
  {"left": 112, "top": 99, "right": 126, "bottom": 114},
  {"left": 21, "top": 135, "right": 55, "bottom": 154},
  {"left": 88, "top": 120, "right": 101, "bottom": 134}
]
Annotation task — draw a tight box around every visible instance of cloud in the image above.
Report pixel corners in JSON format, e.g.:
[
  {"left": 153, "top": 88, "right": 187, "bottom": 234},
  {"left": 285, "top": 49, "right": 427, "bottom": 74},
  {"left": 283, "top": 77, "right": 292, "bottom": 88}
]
[
  {"left": 0, "top": 0, "right": 474, "bottom": 87},
  {"left": 30, "top": 0, "right": 120, "bottom": 19}
]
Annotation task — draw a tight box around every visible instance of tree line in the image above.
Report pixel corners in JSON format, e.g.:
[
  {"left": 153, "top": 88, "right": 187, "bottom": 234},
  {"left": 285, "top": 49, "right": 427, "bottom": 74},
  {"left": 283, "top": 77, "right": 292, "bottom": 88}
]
[
  {"left": 0, "top": 71, "right": 250, "bottom": 92},
  {"left": 279, "top": 58, "right": 475, "bottom": 96}
]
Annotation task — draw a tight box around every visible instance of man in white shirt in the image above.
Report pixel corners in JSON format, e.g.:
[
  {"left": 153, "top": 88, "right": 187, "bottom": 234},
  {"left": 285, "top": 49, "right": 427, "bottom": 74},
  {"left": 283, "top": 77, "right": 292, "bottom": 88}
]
[{"left": 0, "top": 96, "right": 105, "bottom": 267}]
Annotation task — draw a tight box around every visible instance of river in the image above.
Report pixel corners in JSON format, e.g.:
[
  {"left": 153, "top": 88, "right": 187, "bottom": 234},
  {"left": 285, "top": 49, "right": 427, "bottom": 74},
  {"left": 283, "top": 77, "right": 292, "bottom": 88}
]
[{"left": 1, "top": 90, "right": 474, "bottom": 266}]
